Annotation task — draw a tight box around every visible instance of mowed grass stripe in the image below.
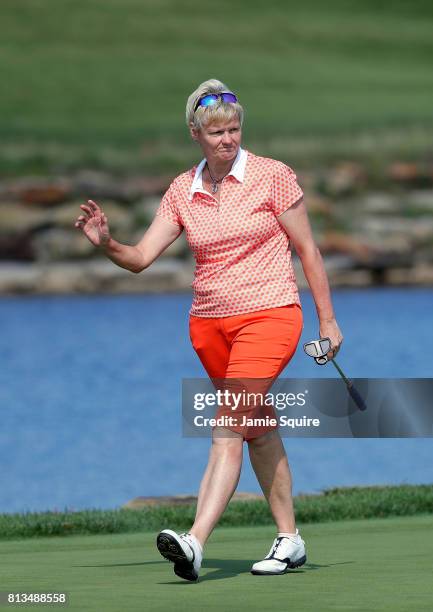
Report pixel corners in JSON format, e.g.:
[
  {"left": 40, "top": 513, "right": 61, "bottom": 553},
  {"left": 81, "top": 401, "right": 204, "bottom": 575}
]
[
  {"left": 0, "top": 0, "right": 433, "bottom": 146},
  {"left": 1, "top": 515, "right": 432, "bottom": 611}
]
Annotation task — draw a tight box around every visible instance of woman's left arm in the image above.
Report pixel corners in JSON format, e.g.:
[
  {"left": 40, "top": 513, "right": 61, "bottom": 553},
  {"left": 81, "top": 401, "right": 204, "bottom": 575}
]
[{"left": 277, "top": 198, "right": 343, "bottom": 358}]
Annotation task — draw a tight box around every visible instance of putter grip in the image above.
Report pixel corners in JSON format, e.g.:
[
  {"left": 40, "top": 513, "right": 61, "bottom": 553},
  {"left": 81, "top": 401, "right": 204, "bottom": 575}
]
[{"left": 348, "top": 383, "right": 367, "bottom": 411}]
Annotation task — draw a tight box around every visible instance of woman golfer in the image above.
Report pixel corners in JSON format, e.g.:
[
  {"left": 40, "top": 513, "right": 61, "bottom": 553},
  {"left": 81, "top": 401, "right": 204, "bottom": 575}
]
[{"left": 74, "top": 79, "right": 343, "bottom": 581}]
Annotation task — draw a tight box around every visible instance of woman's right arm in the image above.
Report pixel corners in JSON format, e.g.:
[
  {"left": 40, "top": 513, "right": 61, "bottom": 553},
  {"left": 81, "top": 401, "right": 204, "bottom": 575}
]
[{"left": 75, "top": 199, "right": 183, "bottom": 273}]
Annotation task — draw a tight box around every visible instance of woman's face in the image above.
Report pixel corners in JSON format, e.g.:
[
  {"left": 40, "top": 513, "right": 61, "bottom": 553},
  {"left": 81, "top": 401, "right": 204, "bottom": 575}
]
[{"left": 190, "top": 118, "right": 242, "bottom": 165}]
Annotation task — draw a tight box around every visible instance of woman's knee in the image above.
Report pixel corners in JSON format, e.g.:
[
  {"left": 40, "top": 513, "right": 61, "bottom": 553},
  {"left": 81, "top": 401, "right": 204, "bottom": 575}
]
[
  {"left": 211, "top": 428, "right": 243, "bottom": 457},
  {"left": 247, "top": 429, "right": 280, "bottom": 451}
]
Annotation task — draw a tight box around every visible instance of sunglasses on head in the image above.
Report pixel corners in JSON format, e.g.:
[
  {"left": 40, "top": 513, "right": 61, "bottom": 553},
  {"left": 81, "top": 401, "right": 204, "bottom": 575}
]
[{"left": 194, "top": 92, "right": 238, "bottom": 112}]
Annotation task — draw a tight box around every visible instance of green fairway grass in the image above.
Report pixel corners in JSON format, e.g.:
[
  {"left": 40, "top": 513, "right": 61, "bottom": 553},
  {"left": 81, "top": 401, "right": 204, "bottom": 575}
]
[
  {"left": 2, "top": 485, "right": 432, "bottom": 540},
  {"left": 1, "top": 0, "right": 433, "bottom": 174},
  {"left": 1, "top": 515, "right": 432, "bottom": 611}
]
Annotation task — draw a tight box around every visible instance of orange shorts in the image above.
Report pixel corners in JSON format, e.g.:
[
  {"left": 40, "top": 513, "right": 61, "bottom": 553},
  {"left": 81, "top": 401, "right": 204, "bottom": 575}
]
[{"left": 189, "top": 304, "right": 303, "bottom": 440}]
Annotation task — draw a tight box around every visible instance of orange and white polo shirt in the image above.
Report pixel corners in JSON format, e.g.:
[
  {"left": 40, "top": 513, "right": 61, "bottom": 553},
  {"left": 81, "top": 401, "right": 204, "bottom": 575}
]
[{"left": 156, "top": 147, "right": 304, "bottom": 318}]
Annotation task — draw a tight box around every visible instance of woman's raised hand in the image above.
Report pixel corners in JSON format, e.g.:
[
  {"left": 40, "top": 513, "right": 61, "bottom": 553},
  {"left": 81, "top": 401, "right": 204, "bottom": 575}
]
[{"left": 74, "top": 200, "right": 111, "bottom": 247}]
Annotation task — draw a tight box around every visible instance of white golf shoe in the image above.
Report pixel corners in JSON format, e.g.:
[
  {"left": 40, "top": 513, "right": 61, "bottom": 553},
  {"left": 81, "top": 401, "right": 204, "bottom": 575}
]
[
  {"left": 156, "top": 529, "right": 203, "bottom": 581},
  {"left": 251, "top": 529, "right": 307, "bottom": 575}
]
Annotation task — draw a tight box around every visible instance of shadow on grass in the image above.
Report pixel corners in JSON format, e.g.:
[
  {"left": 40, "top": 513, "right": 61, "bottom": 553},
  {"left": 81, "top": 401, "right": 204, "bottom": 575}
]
[
  {"left": 193, "top": 559, "right": 354, "bottom": 582},
  {"left": 74, "top": 561, "right": 165, "bottom": 568},
  {"left": 76, "top": 558, "right": 354, "bottom": 582}
]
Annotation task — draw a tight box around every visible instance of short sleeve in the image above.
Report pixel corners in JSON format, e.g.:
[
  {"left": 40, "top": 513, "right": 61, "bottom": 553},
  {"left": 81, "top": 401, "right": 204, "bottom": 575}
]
[
  {"left": 155, "top": 181, "right": 183, "bottom": 228},
  {"left": 270, "top": 162, "right": 304, "bottom": 216}
]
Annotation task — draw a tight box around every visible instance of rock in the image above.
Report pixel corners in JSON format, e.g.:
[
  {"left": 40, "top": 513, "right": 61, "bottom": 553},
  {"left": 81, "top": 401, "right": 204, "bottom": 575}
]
[
  {"left": 364, "top": 234, "right": 412, "bottom": 253},
  {"left": 20, "top": 183, "right": 72, "bottom": 206},
  {"left": 405, "top": 190, "right": 433, "bottom": 210},
  {"left": 1, "top": 177, "right": 72, "bottom": 205},
  {"left": 36, "top": 261, "right": 97, "bottom": 293},
  {"left": 361, "top": 217, "right": 433, "bottom": 243},
  {"left": 322, "top": 254, "right": 358, "bottom": 271},
  {"left": 0, "top": 232, "right": 35, "bottom": 260},
  {"left": 71, "top": 171, "right": 127, "bottom": 202},
  {"left": 124, "top": 495, "right": 197, "bottom": 509},
  {"left": 412, "top": 262, "right": 433, "bottom": 284},
  {"left": 71, "top": 171, "right": 171, "bottom": 202},
  {"left": 319, "top": 232, "right": 373, "bottom": 262},
  {"left": 388, "top": 162, "right": 419, "bottom": 182},
  {"left": 32, "top": 228, "right": 95, "bottom": 261},
  {"left": 122, "top": 491, "right": 264, "bottom": 509},
  {"left": 0, "top": 259, "right": 193, "bottom": 295},
  {"left": 0, "top": 202, "right": 50, "bottom": 233},
  {"left": 1, "top": 163, "right": 432, "bottom": 293},
  {"left": 78, "top": 258, "right": 192, "bottom": 294},
  {"left": 0, "top": 262, "right": 42, "bottom": 293},
  {"left": 133, "top": 196, "right": 163, "bottom": 221},
  {"left": 362, "top": 193, "right": 398, "bottom": 214},
  {"left": 0, "top": 194, "right": 133, "bottom": 229},
  {"left": 387, "top": 162, "right": 432, "bottom": 187},
  {"left": 387, "top": 263, "right": 433, "bottom": 285},
  {"left": 305, "top": 194, "right": 333, "bottom": 216},
  {"left": 326, "top": 269, "right": 374, "bottom": 287},
  {"left": 0, "top": 182, "right": 9, "bottom": 202},
  {"left": 323, "top": 162, "right": 367, "bottom": 196},
  {"left": 120, "top": 175, "right": 172, "bottom": 198}
]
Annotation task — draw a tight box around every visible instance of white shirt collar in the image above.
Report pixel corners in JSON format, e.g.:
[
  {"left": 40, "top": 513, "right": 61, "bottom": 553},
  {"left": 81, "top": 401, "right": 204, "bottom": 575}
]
[{"left": 189, "top": 147, "right": 247, "bottom": 200}]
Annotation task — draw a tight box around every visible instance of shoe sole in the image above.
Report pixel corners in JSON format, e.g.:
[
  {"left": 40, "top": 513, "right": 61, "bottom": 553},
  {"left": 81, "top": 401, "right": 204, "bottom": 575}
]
[
  {"left": 156, "top": 532, "right": 198, "bottom": 582},
  {"left": 251, "top": 554, "right": 307, "bottom": 575}
]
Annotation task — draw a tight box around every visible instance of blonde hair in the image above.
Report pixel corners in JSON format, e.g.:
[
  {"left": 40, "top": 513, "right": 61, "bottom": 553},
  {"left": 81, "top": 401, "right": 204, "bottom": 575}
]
[{"left": 186, "top": 78, "right": 244, "bottom": 130}]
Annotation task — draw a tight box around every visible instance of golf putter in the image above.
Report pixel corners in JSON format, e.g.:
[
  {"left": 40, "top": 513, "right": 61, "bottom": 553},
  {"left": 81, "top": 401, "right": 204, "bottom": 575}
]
[{"left": 303, "top": 338, "right": 367, "bottom": 411}]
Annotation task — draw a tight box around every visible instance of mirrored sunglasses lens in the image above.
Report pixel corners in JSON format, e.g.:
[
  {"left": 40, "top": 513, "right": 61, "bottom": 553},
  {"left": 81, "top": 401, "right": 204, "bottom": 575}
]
[
  {"left": 221, "top": 93, "right": 237, "bottom": 104},
  {"left": 200, "top": 95, "right": 218, "bottom": 107}
]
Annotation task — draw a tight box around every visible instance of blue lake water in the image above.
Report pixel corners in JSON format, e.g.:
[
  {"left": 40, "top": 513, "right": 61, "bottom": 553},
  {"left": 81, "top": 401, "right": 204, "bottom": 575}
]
[{"left": 1, "top": 287, "right": 432, "bottom": 514}]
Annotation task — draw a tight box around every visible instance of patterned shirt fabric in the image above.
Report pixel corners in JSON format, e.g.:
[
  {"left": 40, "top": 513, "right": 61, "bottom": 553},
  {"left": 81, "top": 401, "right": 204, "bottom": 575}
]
[{"left": 155, "top": 148, "right": 304, "bottom": 317}]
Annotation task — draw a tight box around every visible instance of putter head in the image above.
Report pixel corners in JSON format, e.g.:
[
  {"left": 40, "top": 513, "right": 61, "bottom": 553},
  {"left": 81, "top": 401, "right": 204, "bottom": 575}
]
[{"left": 303, "top": 337, "right": 332, "bottom": 366}]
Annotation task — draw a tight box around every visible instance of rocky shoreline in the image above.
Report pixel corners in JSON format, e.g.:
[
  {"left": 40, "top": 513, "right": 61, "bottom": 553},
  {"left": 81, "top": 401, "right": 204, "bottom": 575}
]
[
  {"left": 122, "top": 492, "right": 265, "bottom": 509},
  {"left": 1, "top": 163, "right": 432, "bottom": 294},
  {"left": 0, "top": 255, "right": 432, "bottom": 296}
]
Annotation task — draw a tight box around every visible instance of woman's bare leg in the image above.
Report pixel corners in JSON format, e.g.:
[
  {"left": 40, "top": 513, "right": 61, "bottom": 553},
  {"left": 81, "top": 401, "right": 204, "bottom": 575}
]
[
  {"left": 247, "top": 429, "right": 296, "bottom": 533},
  {"left": 189, "top": 427, "right": 243, "bottom": 547}
]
